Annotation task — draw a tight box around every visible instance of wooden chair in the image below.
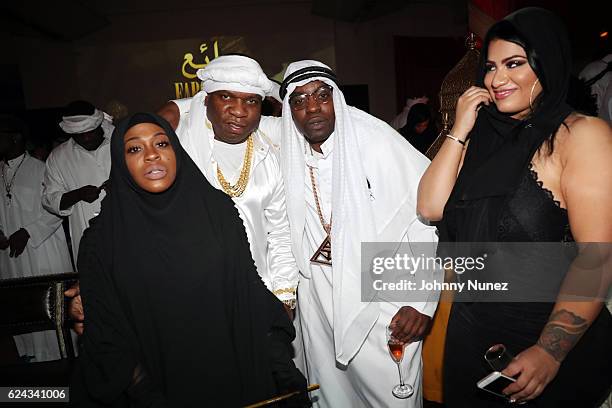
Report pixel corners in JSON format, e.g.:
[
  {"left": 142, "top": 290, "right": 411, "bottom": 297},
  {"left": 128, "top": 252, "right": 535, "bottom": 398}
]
[{"left": 0, "top": 273, "right": 79, "bottom": 385}]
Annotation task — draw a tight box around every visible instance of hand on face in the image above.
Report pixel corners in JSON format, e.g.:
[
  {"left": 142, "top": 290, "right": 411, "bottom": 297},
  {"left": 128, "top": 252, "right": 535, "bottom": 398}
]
[
  {"left": 124, "top": 123, "right": 177, "bottom": 193},
  {"left": 452, "top": 86, "right": 492, "bottom": 139},
  {"left": 205, "top": 91, "right": 262, "bottom": 144}
]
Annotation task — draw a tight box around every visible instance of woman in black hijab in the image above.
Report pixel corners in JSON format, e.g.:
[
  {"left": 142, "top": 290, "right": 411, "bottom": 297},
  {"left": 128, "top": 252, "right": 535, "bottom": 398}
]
[
  {"left": 71, "top": 113, "right": 305, "bottom": 407},
  {"left": 398, "top": 103, "right": 438, "bottom": 155},
  {"left": 418, "top": 7, "right": 611, "bottom": 407}
]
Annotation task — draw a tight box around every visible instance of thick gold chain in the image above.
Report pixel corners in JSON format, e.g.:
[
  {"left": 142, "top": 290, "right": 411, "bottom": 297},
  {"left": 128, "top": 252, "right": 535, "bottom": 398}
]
[
  {"left": 308, "top": 165, "right": 331, "bottom": 234},
  {"left": 216, "top": 135, "right": 253, "bottom": 198}
]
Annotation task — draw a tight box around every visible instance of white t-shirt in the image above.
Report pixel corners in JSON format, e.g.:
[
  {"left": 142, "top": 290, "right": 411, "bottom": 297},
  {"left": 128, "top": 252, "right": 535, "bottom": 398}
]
[{"left": 212, "top": 139, "right": 248, "bottom": 184}]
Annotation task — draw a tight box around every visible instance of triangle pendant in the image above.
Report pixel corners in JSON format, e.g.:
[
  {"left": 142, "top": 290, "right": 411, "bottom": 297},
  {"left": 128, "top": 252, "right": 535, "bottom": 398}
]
[{"left": 310, "top": 234, "right": 332, "bottom": 266}]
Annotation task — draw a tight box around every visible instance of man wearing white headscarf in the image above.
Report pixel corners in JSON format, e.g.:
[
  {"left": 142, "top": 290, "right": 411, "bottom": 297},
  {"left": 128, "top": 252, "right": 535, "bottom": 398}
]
[
  {"left": 171, "top": 55, "right": 299, "bottom": 309},
  {"left": 42, "top": 100, "right": 113, "bottom": 260},
  {"left": 278, "top": 60, "right": 439, "bottom": 407}
]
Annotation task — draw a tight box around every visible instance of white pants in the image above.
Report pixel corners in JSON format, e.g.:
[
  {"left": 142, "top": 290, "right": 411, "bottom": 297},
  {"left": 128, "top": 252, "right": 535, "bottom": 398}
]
[{"left": 294, "top": 275, "right": 423, "bottom": 408}]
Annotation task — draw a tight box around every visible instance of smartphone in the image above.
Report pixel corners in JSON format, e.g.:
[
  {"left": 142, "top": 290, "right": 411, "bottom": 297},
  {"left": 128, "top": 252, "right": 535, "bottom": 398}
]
[{"left": 477, "top": 371, "right": 516, "bottom": 399}]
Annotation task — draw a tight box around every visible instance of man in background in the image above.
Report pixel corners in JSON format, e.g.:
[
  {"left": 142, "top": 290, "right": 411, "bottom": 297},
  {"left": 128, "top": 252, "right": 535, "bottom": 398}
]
[
  {"left": 0, "top": 115, "right": 72, "bottom": 362},
  {"left": 42, "top": 100, "right": 113, "bottom": 261}
]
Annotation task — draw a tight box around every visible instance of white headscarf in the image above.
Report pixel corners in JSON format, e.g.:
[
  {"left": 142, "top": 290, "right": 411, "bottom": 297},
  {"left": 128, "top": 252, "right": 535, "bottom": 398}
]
[
  {"left": 280, "top": 60, "right": 437, "bottom": 365},
  {"left": 197, "top": 55, "right": 276, "bottom": 99},
  {"left": 59, "top": 109, "right": 112, "bottom": 134}
]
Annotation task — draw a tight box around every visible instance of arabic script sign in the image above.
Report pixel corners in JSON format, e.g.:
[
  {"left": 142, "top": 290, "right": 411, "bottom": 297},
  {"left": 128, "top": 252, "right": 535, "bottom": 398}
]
[
  {"left": 174, "top": 41, "right": 220, "bottom": 99},
  {"left": 181, "top": 41, "right": 220, "bottom": 79}
]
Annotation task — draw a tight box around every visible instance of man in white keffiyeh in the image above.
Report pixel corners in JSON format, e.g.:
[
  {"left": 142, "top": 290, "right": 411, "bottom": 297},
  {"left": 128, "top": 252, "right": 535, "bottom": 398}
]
[{"left": 280, "top": 60, "right": 439, "bottom": 407}]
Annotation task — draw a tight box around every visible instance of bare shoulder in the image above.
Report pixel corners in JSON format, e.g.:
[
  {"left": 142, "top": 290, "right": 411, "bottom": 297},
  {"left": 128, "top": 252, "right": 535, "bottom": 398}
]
[
  {"left": 563, "top": 113, "right": 611, "bottom": 144},
  {"left": 557, "top": 113, "right": 612, "bottom": 161},
  {"left": 557, "top": 115, "right": 612, "bottom": 242}
]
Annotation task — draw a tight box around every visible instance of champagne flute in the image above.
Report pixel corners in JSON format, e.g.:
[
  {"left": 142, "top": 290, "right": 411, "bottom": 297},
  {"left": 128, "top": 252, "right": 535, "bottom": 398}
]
[{"left": 386, "top": 325, "right": 413, "bottom": 399}]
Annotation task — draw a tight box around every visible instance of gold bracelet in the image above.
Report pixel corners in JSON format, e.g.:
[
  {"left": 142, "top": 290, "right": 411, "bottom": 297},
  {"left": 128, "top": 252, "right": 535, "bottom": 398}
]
[
  {"left": 273, "top": 287, "right": 296, "bottom": 296},
  {"left": 445, "top": 133, "right": 466, "bottom": 146}
]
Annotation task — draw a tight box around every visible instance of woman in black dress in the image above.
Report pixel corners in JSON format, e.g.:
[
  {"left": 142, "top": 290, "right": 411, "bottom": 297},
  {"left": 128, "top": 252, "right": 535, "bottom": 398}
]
[
  {"left": 417, "top": 7, "right": 611, "bottom": 407},
  {"left": 398, "top": 103, "right": 438, "bottom": 155},
  {"left": 72, "top": 113, "right": 305, "bottom": 407}
]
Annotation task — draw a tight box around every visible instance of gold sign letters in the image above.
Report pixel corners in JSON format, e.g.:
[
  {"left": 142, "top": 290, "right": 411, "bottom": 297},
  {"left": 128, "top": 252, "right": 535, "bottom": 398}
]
[{"left": 174, "top": 40, "right": 220, "bottom": 99}]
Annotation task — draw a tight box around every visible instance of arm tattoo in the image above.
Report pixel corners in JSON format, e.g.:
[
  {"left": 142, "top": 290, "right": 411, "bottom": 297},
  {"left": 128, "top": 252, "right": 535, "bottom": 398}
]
[{"left": 537, "top": 309, "right": 588, "bottom": 362}]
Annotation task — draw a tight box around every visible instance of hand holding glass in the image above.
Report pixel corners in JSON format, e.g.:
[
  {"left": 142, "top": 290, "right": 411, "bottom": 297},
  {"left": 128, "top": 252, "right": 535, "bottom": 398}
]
[{"left": 386, "top": 325, "right": 413, "bottom": 399}]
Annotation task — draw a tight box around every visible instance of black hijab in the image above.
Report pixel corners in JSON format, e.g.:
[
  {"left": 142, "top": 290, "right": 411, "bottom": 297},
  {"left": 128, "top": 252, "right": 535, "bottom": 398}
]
[
  {"left": 439, "top": 7, "right": 574, "bottom": 243},
  {"left": 74, "top": 113, "right": 284, "bottom": 407},
  {"left": 399, "top": 103, "right": 438, "bottom": 154}
]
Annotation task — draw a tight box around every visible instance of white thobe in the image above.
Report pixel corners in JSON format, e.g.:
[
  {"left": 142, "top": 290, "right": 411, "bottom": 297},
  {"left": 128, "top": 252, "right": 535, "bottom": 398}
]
[
  {"left": 42, "top": 128, "right": 112, "bottom": 263},
  {"left": 293, "top": 135, "right": 438, "bottom": 408},
  {"left": 0, "top": 153, "right": 73, "bottom": 361},
  {"left": 174, "top": 96, "right": 298, "bottom": 303}
]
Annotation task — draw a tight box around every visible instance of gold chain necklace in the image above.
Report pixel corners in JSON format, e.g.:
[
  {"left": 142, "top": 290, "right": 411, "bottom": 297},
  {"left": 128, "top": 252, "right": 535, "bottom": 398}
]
[
  {"left": 308, "top": 165, "right": 331, "bottom": 233},
  {"left": 308, "top": 165, "right": 332, "bottom": 266},
  {"left": 216, "top": 135, "right": 254, "bottom": 198}
]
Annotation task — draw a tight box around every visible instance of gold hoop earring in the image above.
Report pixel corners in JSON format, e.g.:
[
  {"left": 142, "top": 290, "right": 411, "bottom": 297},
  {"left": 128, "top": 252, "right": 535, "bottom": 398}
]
[{"left": 529, "top": 79, "right": 540, "bottom": 111}]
